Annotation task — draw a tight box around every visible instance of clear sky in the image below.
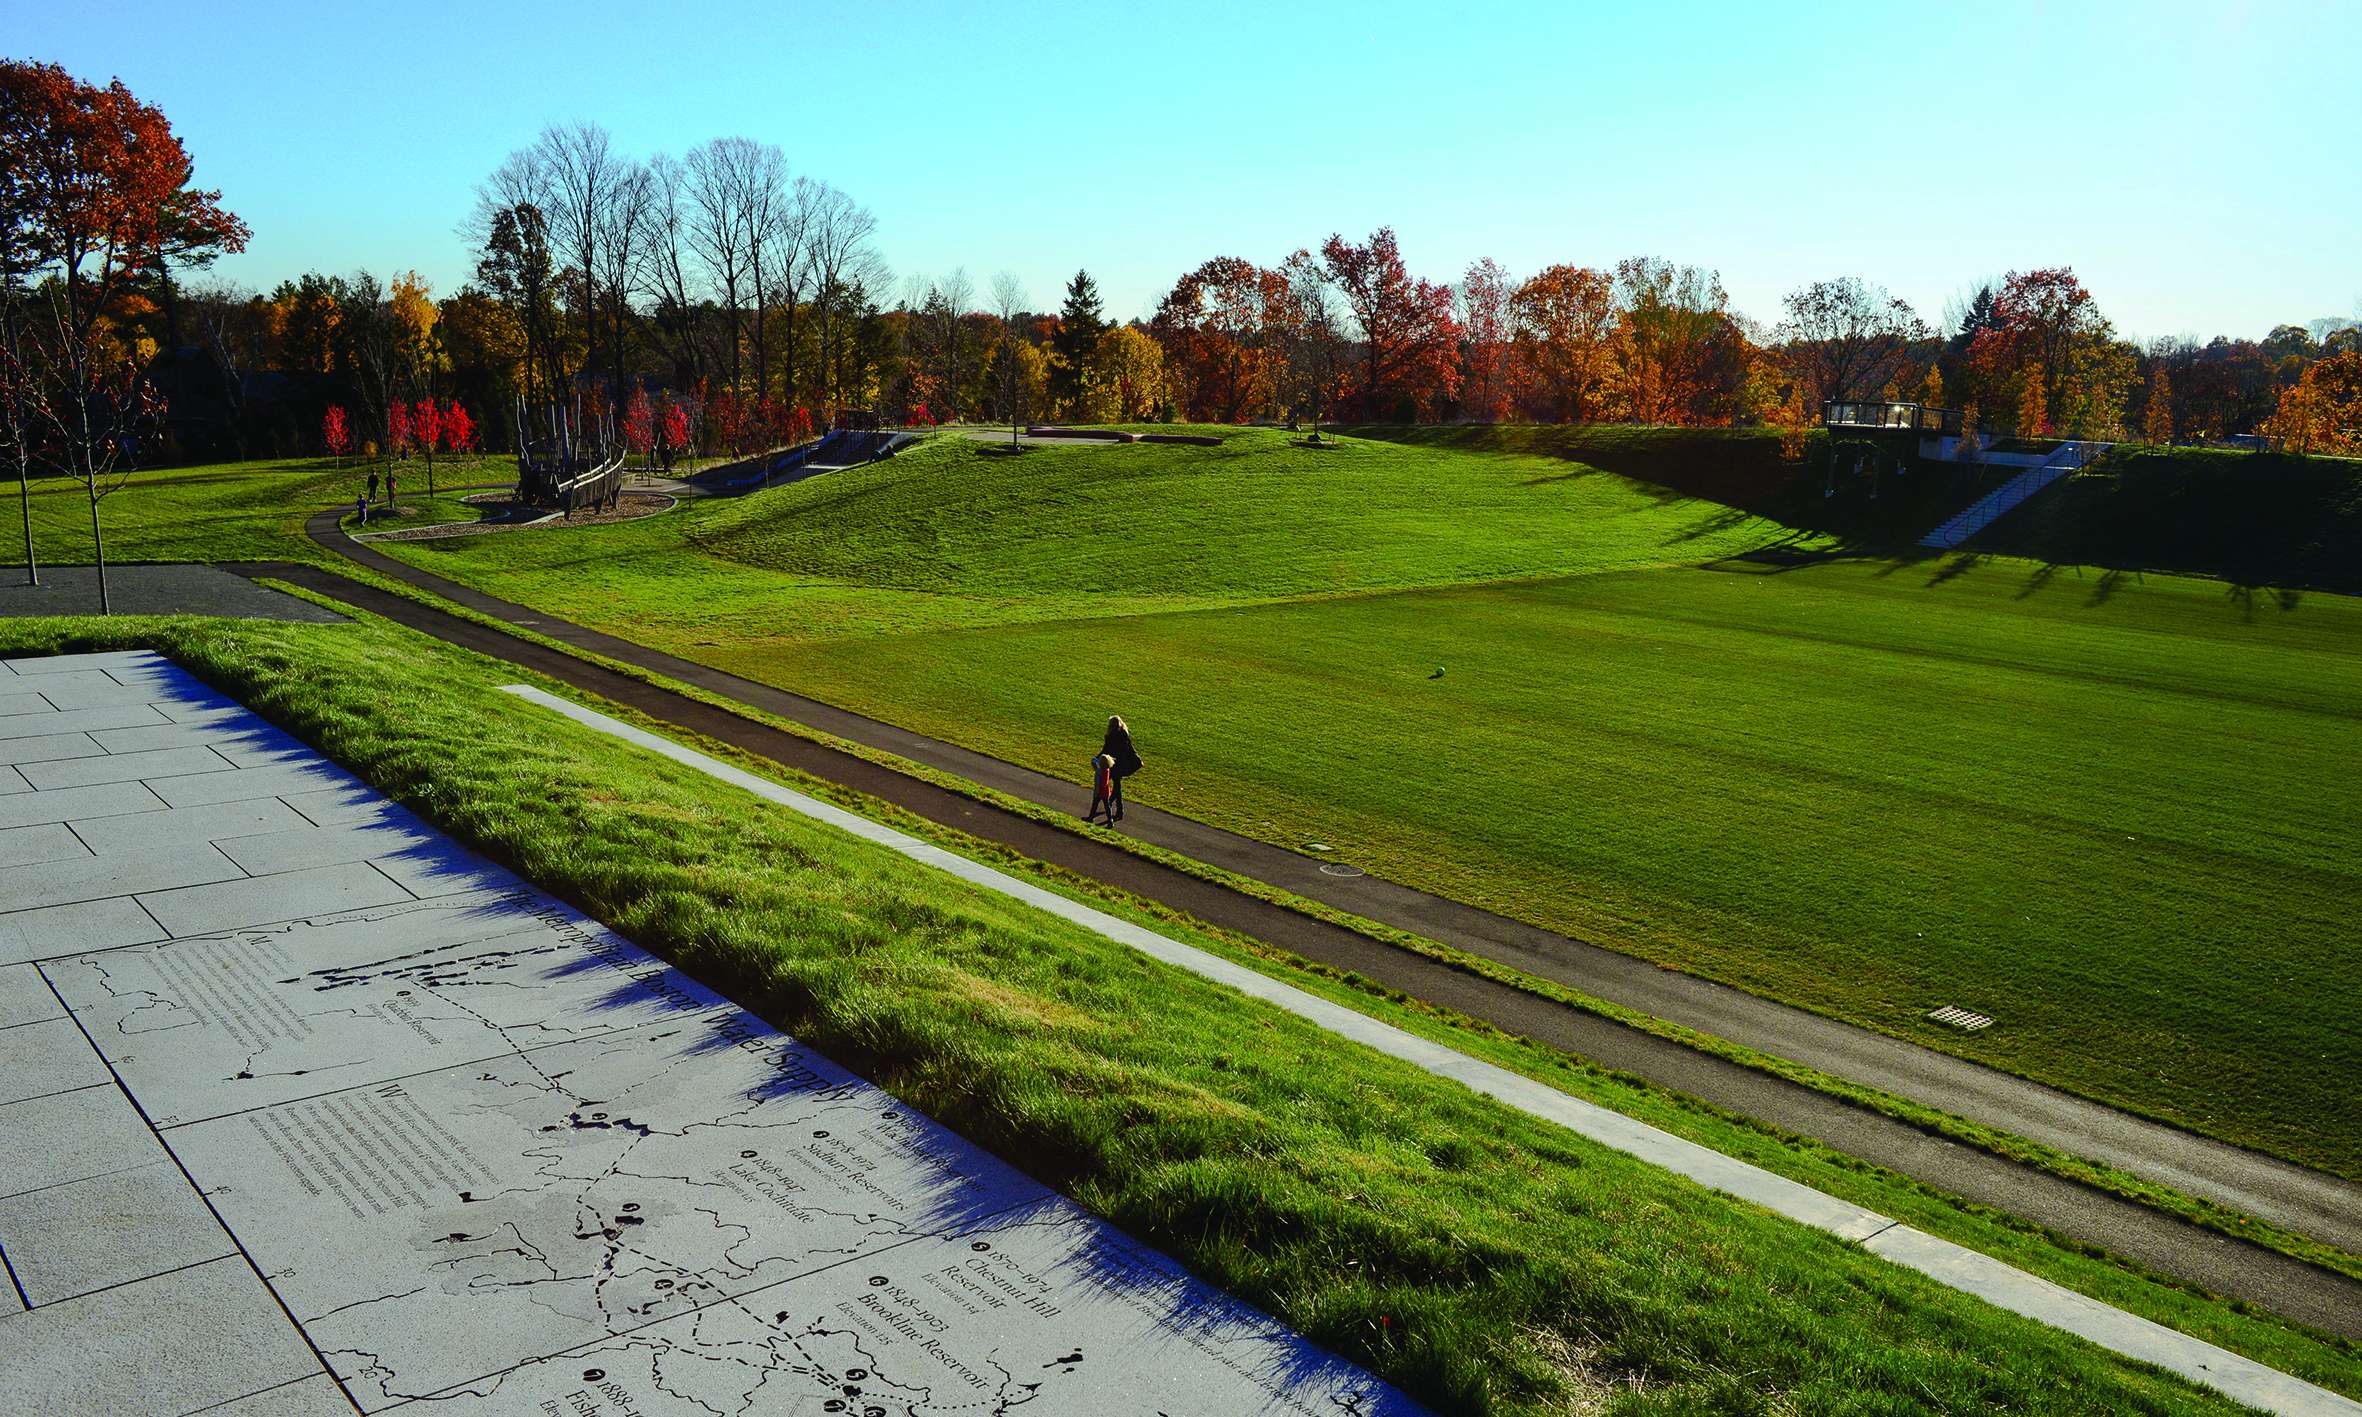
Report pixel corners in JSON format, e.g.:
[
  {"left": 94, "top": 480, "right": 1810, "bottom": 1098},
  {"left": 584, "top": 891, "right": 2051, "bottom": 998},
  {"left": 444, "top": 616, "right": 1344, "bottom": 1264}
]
[{"left": 12, "top": 0, "right": 2358, "bottom": 341}]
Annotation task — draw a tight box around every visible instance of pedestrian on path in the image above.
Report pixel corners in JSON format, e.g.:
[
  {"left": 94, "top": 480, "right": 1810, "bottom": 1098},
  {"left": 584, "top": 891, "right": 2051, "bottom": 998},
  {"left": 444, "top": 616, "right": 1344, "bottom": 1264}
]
[
  {"left": 1084, "top": 753, "right": 1118, "bottom": 825},
  {"left": 386, "top": 470, "right": 398, "bottom": 508},
  {"left": 355, "top": 493, "right": 369, "bottom": 527},
  {"left": 1099, "top": 715, "right": 1141, "bottom": 823},
  {"left": 368, "top": 470, "right": 380, "bottom": 502}
]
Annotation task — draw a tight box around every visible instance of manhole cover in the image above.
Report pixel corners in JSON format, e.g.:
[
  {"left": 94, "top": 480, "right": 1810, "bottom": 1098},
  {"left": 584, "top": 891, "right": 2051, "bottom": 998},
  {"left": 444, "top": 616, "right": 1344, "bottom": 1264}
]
[
  {"left": 1926, "top": 1005, "right": 1994, "bottom": 1032},
  {"left": 1318, "top": 863, "right": 1366, "bottom": 878}
]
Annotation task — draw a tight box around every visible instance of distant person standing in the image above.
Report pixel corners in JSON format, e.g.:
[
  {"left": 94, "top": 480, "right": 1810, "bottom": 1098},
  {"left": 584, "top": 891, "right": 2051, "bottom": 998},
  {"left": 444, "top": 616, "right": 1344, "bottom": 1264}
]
[
  {"left": 367, "top": 470, "right": 380, "bottom": 502},
  {"left": 355, "top": 493, "right": 369, "bottom": 527},
  {"left": 1099, "top": 715, "right": 1141, "bottom": 822},
  {"left": 386, "top": 469, "right": 398, "bottom": 507}
]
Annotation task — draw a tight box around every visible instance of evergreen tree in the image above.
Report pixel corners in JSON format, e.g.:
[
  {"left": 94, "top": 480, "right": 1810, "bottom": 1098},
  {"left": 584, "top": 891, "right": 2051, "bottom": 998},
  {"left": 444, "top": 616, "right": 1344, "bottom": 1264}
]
[{"left": 1051, "top": 270, "right": 1106, "bottom": 418}]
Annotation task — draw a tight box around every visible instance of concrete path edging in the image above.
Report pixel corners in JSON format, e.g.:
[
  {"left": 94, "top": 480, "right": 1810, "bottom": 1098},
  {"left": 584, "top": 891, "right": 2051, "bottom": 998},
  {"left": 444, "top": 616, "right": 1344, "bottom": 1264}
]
[{"left": 499, "top": 683, "right": 2362, "bottom": 1417}]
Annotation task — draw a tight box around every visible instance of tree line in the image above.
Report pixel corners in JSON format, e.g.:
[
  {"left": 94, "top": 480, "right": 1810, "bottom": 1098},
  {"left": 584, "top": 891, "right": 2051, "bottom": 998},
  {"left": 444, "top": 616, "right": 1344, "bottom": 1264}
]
[{"left": 8, "top": 59, "right": 2360, "bottom": 489}]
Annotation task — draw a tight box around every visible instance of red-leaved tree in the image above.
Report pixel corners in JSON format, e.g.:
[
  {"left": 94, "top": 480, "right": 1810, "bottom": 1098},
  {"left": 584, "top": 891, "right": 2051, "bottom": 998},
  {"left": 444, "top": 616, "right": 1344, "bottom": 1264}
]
[
  {"left": 660, "top": 401, "right": 689, "bottom": 468},
  {"left": 322, "top": 405, "right": 350, "bottom": 464},
  {"left": 412, "top": 398, "right": 442, "bottom": 493},
  {"left": 1320, "top": 228, "right": 1461, "bottom": 420},
  {"left": 622, "top": 387, "right": 654, "bottom": 464},
  {"left": 386, "top": 402, "right": 412, "bottom": 466},
  {"left": 443, "top": 400, "right": 475, "bottom": 458}
]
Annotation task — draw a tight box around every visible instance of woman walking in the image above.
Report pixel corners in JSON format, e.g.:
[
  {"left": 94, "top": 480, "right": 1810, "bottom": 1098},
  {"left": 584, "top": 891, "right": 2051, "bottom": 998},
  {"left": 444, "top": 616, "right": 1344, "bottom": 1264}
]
[{"left": 1098, "top": 715, "right": 1141, "bottom": 823}]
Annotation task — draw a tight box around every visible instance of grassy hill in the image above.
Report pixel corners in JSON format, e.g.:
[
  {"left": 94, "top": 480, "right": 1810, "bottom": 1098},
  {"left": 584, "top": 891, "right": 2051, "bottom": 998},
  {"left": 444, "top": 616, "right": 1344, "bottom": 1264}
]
[
  {"left": 13, "top": 430, "right": 2358, "bottom": 1177},
  {"left": 7, "top": 608, "right": 2343, "bottom": 1414},
  {"left": 348, "top": 428, "right": 2362, "bottom": 1179}
]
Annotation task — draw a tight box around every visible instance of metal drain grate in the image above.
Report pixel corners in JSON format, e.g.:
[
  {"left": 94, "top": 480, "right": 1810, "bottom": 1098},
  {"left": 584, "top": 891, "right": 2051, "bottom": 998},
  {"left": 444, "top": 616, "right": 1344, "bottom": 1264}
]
[
  {"left": 1318, "top": 863, "right": 1366, "bottom": 878},
  {"left": 1927, "top": 1005, "right": 1995, "bottom": 1032}
]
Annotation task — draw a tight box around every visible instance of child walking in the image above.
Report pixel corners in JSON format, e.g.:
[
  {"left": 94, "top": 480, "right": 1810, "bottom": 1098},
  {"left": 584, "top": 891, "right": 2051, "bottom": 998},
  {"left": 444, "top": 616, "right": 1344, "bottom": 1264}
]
[{"left": 1083, "top": 753, "right": 1117, "bottom": 825}]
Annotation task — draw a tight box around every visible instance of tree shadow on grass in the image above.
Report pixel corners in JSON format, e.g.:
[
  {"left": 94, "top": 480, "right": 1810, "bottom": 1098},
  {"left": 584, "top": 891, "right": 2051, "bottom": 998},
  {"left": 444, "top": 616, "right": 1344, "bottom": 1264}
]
[{"left": 1923, "top": 552, "right": 1985, "bottom": 587}]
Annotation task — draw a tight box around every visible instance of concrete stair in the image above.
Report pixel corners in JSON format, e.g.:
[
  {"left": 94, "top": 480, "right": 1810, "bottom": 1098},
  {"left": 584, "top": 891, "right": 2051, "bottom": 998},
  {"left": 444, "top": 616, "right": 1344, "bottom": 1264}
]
[{"left": 1920, "top": 441, "right": 2104, "bottom": 550}]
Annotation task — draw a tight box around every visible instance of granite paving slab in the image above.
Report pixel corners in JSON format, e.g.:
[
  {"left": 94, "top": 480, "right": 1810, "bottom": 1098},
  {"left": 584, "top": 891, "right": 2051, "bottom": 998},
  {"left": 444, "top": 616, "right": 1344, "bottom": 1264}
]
[
  {"left": 0, "top": 702, "right": 170, "bottom": 742},
  {"left": 0, "top": 650, "right": 1419, "bottom": 1416},
  {"left": 149, "top": 758, "right": 360, "bottom": 809},
  {"left": 0, "top": 763, "right": 28, "bottom": 793},
  {"left": 67, "top": 796, "right": 312, "bottom": 856},
  {"left": 0, "top": 1256, "right": 327, "bottom": 1417},
  {"left": 196, "top": 1376, "right": 358, "bottom": 1416},
  {"left": 0, "top": 778, "right": 163, "bottom": 831},
  {"left": 0, "top": 1085, "right": 164, "bottom": 1197},
  {"left": 0, "top": 731, "right": 106, "bottom": 767},
  {"left": 0, "top": 1016, "right": 112, "bottom": 1105},
  {"left": 19, "top": 742, "right": 235, "bottom": 790},
  {"left": 0, "top": 960, "right": 65, "bottom": 1028},
  {"left": 0, "top": 841, "right": 244, "bottom": 914},
  {"left": 0, "top": 895, "right": 169, "bottom": 967},
  {"left": 0, "top": 1161, "right": 235, "bottom": 1305},
  {"left": 136, "top": 859, "right": 414, "bottom": 937},
  {"left": 0, "top": 821, "right": 89, "bottom": 869}
]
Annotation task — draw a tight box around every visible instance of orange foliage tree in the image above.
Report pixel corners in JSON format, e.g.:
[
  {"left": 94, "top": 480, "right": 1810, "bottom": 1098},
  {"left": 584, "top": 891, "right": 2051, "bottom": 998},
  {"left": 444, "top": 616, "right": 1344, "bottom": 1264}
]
[
  {"left": 1508, "top": 264, "right": 1617, "bottom": 422},
  {"left": 1150, "top": 257, "right": 1287, "bottom": 422},
  {"left": 0, "top": 58, "right": 247, "bottom": 611}
]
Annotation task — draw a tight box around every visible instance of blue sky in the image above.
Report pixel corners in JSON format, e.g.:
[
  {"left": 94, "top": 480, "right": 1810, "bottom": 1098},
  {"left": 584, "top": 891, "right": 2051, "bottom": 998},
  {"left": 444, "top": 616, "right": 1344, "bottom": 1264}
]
[{"left": 15, "top": 0, "right": 2359, "bottom": 340}]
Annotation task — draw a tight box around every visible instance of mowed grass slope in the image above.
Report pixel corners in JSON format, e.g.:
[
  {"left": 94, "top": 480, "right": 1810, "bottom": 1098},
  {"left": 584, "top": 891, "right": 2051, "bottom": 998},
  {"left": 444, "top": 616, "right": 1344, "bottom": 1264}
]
[
  {"left": 1, "top": 609, "right": 2338, "bottom": 1415},
  {"left": 31, "top": 431, "right": 2356, "bottom": 1177},
  {"left": 364, "top": 430, "right": 2362, "bottom": 1178},
  {"left": 6, "top": 455, "right": 500, "bottom": 565}
]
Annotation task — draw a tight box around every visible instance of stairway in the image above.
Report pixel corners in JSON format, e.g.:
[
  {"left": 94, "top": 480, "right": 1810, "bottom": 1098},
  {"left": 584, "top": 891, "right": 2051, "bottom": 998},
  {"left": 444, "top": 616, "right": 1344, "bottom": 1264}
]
[{"left": 1919, "top": 441, "right": 2104, "bottom": 550}]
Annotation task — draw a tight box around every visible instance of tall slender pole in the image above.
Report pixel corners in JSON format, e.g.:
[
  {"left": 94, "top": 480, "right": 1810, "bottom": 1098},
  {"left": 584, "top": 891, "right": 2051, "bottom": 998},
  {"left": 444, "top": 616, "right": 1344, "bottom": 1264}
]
[{"left": 16, "top": 458, "right": 34, "bottom": 588}]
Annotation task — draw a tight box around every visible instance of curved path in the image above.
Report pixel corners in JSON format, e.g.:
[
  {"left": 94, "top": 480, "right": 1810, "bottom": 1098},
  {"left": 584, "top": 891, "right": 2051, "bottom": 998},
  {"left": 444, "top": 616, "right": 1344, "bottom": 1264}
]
[{"left": 208, "top": 514, "right": 2362, "bottom": 1341}]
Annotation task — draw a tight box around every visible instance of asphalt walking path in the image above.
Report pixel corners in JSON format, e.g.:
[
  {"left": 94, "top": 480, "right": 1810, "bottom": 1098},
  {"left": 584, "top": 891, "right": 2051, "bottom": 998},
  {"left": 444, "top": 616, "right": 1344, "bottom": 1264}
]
[{"left": 211, "top": 516, "right": 2362, "bottom": 1342}]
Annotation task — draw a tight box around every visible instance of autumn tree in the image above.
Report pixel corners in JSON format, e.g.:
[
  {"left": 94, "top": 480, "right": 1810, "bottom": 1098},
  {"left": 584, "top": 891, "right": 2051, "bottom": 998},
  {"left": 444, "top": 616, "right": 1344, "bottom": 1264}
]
[
  {"left": 1509, "top": 264, "right": 1616, "bottom": 421},
  {"left": 0, "top": 59, "right": 247, "bottom": 611},
  {"left": 1319, "top": 227, "right": 1459, "bottom": 420},
  {"left": 2015, "top": 363, "right": 2049, "bottom": 438},
  {"left": 443, "top": 400, "right": 476, "bottom": 460},
  {"left": 1151, "top": 257, "right": 1285, "bottom": 422},
  {"left": 412, "top": 398, "right": 443, "bottom": 493},
  {"left": 1613, "top": 257, "right": 1746, "bottom": 425},
  {"left": 1458, "top": 258, "right": 1513, "bottom": 422},
  {"left": 1092, "top": 325, "right": 1166, "bottom": 422},
  {"left": 1776, "top": 277, "right": 1928, "bottom": 403},
  {"left": 623, "top": 386, "right": 655, "bottom": 463},
  {"left": 322, "top": 405, "right": 349, "bottom": 463},
  {"left": 2263, "top": 350, "right": 2362, "bottom": 456},
  {"left": 1967, "top": 268, "right": 2134, "bottom": 439},
  {"left": 2141, "top": 366, "right": 2174, "bottom": 446}
]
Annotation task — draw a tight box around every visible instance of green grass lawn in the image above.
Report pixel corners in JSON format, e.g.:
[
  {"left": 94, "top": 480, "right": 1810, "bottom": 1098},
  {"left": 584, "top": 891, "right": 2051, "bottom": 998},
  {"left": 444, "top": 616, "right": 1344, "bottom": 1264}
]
[
  {"left": 4, "top": 606, "right": 2350, "bottom": 1414},
  {"left": 2, "top": 455, "right": 509, "bottom": 565},
  {"left": 352, "top": 430, "right": 2362, "bottom": 1178},
  {"left": 14, "top": 431, "right": 2357, "bottom": 1180}
]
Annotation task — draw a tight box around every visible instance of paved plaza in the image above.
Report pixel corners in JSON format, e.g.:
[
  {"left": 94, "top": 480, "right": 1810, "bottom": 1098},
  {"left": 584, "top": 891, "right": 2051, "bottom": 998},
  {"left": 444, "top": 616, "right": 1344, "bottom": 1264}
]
[{"left": 0, "top": 650, "right": 1417, "bottom": 1416}]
